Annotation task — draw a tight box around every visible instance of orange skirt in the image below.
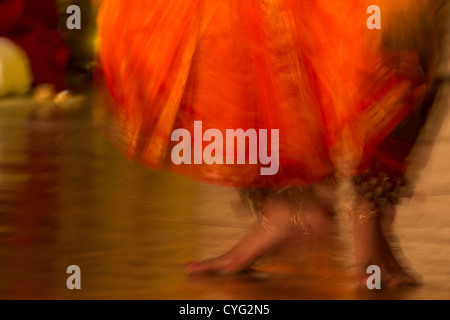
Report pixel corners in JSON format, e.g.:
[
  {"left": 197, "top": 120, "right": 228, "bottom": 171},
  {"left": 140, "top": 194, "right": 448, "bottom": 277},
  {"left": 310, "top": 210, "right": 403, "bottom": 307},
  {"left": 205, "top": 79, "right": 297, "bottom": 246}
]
[{"left": 95, "top": 0, "right": 439, "bottom": 188}]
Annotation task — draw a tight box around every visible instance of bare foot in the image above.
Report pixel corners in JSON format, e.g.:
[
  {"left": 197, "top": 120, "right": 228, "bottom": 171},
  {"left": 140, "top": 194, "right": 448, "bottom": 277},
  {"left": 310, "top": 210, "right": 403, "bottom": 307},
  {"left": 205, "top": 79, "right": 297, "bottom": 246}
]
[
  {"left": 353, "top": 198, "right": 419, "bottom": 288},
  {"left": 187, "top": 191, "right": 332, "bottom": 274},
  {"left": 186, "top": 225, "right": 286, "bottom": 274}
]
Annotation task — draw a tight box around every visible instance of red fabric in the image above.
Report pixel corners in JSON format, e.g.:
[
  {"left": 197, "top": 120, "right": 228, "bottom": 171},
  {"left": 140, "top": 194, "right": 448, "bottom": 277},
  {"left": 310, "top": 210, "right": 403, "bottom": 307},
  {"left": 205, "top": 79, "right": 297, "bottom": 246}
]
[
  {"left": 96, "top": 0, "right": 439, "bottom": 188},
  {"left": 0, "top": 0, "right": 70, "bottom": 91}
]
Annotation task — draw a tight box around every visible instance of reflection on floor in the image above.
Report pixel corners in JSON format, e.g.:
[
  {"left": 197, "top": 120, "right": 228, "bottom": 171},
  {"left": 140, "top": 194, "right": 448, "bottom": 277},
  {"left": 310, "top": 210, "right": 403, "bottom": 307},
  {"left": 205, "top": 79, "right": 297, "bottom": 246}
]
[{"left": 0, "top": 90, "right": 449, "bottom": 300}]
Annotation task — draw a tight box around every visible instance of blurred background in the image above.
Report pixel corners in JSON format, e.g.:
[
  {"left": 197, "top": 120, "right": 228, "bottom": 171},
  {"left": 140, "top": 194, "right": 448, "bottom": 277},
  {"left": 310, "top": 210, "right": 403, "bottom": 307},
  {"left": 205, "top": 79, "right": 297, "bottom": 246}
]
[
  {"left": 0, "top": 0, "right": 448, "bottom": 300},
  {"left": 57, "top": 0, "right": 97, "bottom": 91}
]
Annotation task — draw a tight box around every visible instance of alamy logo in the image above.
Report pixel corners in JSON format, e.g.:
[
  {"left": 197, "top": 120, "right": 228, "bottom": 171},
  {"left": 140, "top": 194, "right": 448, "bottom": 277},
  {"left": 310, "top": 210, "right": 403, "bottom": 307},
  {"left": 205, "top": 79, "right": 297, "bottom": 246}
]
[
  {"left": 66, "top": 5, "right": 81, "bottom": 30},
  {"left": 367, "top": 5, "right": 381, "bottom": 30},
  {"left": 171, "top": 121, "right": 279, "bottom": 176},
  {"left": 366, "top": 265, "right": 381, "bottom": 290},
  {"left": 66, "top": 265, "right": 81, "bottom": 290}
]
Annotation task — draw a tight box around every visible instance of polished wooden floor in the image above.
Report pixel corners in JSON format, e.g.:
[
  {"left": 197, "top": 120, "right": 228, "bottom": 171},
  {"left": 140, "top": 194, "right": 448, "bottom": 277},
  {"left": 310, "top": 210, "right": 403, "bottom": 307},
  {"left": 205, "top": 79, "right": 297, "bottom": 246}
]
[{"left": 0, "top": 85, "right": 449, "bottom": 300}]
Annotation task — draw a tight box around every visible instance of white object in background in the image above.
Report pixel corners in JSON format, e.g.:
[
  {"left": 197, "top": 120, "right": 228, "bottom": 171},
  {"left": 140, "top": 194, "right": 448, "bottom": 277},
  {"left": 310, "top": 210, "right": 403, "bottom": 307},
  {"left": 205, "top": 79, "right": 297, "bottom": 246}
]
[{"left": 0, "top": 37, "right": 33, "bottom": 97}]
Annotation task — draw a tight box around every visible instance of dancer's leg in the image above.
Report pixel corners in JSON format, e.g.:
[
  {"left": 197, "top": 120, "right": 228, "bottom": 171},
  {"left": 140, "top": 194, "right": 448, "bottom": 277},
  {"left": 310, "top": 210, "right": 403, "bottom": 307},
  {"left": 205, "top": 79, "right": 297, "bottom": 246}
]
[
  {"left": 187, "top": 186, "right": 333, "bottom": 274},
  {"left": 351, "top": 172, "right": 419, "bottom": 288}
]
